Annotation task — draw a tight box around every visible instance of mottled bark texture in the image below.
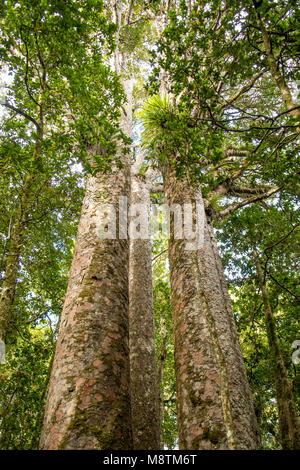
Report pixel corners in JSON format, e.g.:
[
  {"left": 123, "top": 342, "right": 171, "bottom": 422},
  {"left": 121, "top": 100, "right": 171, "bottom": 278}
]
[
  {"left": 254, "top": 250, "right": 300, "bottom": 450},
  {"left": 0, "top": 173, "right": 34, "bottom": 342},
  {"left": 39, "top": 157, "right": 131, "bottom": 449},
  {"left": 129, "top": 171, "right": 160, "bottom": 449},
  {"left": 163, "top": 168, "right": 261, "bottom": 450},
  {"left": 40, "top": 80, "right": 133, "bottom": 448}
]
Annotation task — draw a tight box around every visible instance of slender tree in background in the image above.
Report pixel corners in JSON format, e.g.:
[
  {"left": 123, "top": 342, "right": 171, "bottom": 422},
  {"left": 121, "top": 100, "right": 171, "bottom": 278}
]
[
  {"left": 129, "top": 154, "right": 161, "bottom": 449},
  {"left": 253, "top": 249, "right": 300, "bottom": 449},
  {"left": 0, "top": 21, "right": 44, "bottom": 342},
  {"left": 218, "top": 200, "right": 299, "bottom": 449},
  {"left": 0, "top": 174, "right": 37, "bottom": 342}
]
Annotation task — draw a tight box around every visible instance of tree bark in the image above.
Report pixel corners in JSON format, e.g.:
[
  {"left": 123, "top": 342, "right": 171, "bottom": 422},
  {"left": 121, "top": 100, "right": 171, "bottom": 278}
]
[
  {"left": 39, "top": 153, "right": 132, "bottom": 449},
  {"left": 39, "top": 82, "right": 133, "bottom": 448},
  {"left": 253, "top": 250, "right": 300, "bottom": 450},
  {"left": 129, "top": 172, "right": 160, "bottom": 449},
  {"left": 163, "top": 167, "right": 261, "bottom": 450}
]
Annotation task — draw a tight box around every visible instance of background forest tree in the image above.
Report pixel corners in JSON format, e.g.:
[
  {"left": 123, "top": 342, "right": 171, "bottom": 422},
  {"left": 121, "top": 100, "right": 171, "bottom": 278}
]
[{"left": 0, "top": 0, "right": 299, "bottom": 450}]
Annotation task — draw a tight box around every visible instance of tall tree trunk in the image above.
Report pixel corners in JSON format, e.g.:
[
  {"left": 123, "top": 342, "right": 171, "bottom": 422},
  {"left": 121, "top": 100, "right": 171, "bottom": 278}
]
[
  {"left": 163, "top": 168, "right": 261, "bottom": 450},
  {"left": 253, "top": 250, "right": 300, "bottom": 450},
  {"left": 129, "top": 173, "right": 160, "bottom": 449},
  {"left": 39, "top": 93, "right": 133, "bottom": 449}
]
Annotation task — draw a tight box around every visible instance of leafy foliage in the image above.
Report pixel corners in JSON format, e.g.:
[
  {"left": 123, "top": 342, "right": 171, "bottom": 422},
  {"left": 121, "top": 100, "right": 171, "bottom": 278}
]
[{"left": 0, "top": 0, "right": 299, "bottom": 450}]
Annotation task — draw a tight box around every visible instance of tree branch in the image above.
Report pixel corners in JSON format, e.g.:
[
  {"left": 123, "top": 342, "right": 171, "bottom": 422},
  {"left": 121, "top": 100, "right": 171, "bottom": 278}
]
[
  {"left": 228, "top": 184, "right": 276, "bottom": 196},
  {"left": 216, "top": 186, "right": 280, "bottom": 219},
  {"left": 220, "top": 70, "right": 266, "bottom": 110},
  {"left": 267, "top": 272, "right": 300, "bottom": 302},
  {"left": 253, "top": 4, "right": 300, "bottom": 127},
  {"left": 0, "top": 101, "right": 41, "bottom": 132}
]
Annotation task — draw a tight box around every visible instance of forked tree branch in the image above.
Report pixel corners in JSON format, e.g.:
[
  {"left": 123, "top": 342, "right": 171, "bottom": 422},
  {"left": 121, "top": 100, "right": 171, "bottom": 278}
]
[
  {"left": 212, "top": 185, "right": 281, "bottom": 219},
  {"left": 0, "top": 101, "right": 41, "bottom": 132}
]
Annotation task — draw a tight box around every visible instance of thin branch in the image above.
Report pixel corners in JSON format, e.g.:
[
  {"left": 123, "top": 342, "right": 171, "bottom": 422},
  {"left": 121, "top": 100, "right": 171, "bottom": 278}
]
[
  {"left": 264, "top": 224, "right": 299, "bottom": 254},
  {"left": 267, "top": 272, "right": 300, "bottom": 302},
  {"left": 217, "top": 186, "right": 280, "bottom": 219},
  {"left": 19, "top": 27, "right": 40, "bottom": 106},
  {"left": 228, "top": 184, "right": 277, "bottom": 196},
  {"left": 152, "top": 248, "right": 168, "bottom": 264},
  {"left": 125, "top": 0, "right": 134, "bottom": 25},
  {"left": 220, "top": 70, "right": 266, "bottom": 110},
  {"left": 0, "top": 102, "right": 41, "bottom": 132},
  {"left": 224, "top": 149, "right": 253, "bottom": 157}
]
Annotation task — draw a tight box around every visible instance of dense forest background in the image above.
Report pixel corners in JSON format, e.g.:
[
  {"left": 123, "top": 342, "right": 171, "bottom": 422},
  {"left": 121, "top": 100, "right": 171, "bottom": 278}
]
[{"left": 0, "top": 0, "right": 299, "bottom": 450}]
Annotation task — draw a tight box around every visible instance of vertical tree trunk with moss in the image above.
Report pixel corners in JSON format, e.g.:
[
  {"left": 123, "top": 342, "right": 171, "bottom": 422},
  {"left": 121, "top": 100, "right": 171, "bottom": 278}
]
[
  {"left": 163, "top": 168, "right": 261, "bottom": 450},
  {"left": 129, "top": 172, "right": 160, "bottom": 449},
  {"left": 39, "top": 95, "right": 133, "bottom": 449},
  {"left": 253, "top": 250, "right": 300, "bottom": 450}
]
